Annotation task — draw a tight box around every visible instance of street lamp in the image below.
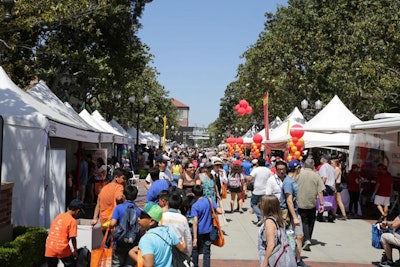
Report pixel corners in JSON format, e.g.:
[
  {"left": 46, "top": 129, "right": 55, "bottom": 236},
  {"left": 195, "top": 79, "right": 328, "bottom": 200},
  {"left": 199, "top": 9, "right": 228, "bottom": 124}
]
[
  {"left": 301, "top": 99, "right": 323, "bottom": 120},
  {"left": 129, "top": 95, "right": 149, "bottom": 166}
]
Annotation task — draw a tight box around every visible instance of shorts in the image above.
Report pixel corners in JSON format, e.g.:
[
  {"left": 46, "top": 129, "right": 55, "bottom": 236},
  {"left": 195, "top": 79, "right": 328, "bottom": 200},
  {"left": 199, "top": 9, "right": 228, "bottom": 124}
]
[
  {"left": 288, "top": 213, "right": 304, "bottom": 237},
  {"left": 228, "top": 186, "right": 242, "bottom": 193},
  {"left": 374, "top": 195, "right": 391, "bottom": 206}
]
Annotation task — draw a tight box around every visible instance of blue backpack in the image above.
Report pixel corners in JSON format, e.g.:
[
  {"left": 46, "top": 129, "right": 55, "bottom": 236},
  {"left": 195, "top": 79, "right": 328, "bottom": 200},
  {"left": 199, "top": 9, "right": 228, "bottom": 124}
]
[{"left": 113, "top": 204, "right": 140, "bottom": 244}]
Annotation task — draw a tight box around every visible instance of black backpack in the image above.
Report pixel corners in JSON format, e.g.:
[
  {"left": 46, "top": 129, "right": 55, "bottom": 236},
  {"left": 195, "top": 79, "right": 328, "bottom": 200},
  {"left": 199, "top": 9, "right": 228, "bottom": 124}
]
[
  {"left": 113, "top": 204, "right": 140, "bottom": 244},
  {"left": 76, "top": 247, "right": 91, "bottom": 267}
]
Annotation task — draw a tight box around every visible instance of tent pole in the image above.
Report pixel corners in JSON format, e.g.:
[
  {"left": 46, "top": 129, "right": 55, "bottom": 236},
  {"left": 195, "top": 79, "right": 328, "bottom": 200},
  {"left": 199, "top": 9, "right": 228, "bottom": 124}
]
[{"left": 0, "top": 116, "right": 3, "bottom": 201}]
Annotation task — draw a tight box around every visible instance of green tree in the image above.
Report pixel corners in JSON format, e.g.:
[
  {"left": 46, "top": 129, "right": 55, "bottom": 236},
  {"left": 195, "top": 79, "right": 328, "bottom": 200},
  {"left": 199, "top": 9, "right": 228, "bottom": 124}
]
[
  {"left": 218, "top": 0, "right": 400, "bottom": 132},
  {"left": 0, "top": 0, "right": 177, "bottom": 130}
]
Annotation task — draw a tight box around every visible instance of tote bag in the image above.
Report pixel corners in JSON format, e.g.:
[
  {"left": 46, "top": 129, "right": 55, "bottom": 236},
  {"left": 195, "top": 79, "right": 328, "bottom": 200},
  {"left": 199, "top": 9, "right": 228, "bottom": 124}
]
[
  {"left": 209, "top": 199, "right": 225, "bottom": 247},
  {"left": 91, "top": 228, "right": 113, "bottom": 267}
]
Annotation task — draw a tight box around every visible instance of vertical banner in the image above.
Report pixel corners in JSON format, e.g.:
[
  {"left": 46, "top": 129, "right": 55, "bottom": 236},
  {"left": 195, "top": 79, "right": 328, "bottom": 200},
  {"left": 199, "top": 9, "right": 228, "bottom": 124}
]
[
  {"left": 263, "top": 92, "right": 270, "bottom": 158},
  {"left": 163, "top": 116, "right": 167, "bottom": 152},
  {"left": 263, "top": 92, "right": 269, "bottom": 140}
]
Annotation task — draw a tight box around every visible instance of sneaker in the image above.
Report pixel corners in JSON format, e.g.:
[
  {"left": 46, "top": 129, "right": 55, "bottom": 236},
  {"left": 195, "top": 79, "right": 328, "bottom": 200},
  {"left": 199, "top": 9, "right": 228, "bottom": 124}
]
[
  {"left": 302, "top": 240, "right": 311, "bottom": 251},
  {"left": 338, "top": 216, "right": 347, "bottom": 221},
  {"left": 380, "top": 260, "right": 395, "bottom": 267},
  {"left": 297, "top": 259, "right": 311, "bottom": 267},
  {"left": 239, "top": 209, "right": 244, "bottom": 214}
]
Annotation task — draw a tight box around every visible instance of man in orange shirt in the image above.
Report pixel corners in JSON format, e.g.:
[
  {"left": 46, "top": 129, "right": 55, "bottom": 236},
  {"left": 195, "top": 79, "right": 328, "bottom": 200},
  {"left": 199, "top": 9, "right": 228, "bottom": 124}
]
[
  {"left": 91, "top": 168, "right": 128, "bottom": 229},
  {"left": 45, "top": 199, "right": 85, "bottom": 267}
]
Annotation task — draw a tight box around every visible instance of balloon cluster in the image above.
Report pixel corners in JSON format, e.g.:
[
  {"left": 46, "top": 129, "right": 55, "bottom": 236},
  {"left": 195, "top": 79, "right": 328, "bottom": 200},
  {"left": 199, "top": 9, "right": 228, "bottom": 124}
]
[
  {"left": 251, "top": 134, "right": 263, "bottom": 158},
  {"left": 234, "top": 99, "right": 253, "bottom": 116},
  {"left": 287, "top": 124, "right": 305, "bottom": 161},
  {"left": 226, "top": 137, "right": 244, "bottom": 158}
]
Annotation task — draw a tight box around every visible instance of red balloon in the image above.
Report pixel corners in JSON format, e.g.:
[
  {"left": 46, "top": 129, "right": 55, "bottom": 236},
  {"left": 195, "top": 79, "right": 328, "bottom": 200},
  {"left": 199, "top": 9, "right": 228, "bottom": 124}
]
[
  {"left": 239, "top": 99, "right": 249, "bottom": 108},
  {"left": 231, "top": 138, "right": 237, "bottom": 144},
  {"left": 236, "top": 137, "right": 244, "bottom": 144},
  {"left": 290, "top": 124, "right": 304, "bottom": 139},
  {"left": 291, "top": 137, "right": 298, "bottom": 143},
  {"left": 253, "top": 133, "right": 263, "bottom": 143},
  {"left": 238, "top": 107, "right": 246, "bottom": 116},
  {"left": 235, "top": 104, "right": 240, "bottom": 111},
  {"left": 245, "top": 106, "right": 253, "bottom": 114}
]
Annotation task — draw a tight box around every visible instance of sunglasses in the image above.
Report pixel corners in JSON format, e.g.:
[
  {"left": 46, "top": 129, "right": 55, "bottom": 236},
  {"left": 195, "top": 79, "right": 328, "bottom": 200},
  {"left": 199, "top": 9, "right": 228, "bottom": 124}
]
[{"left": 187, "top": 166, "right": 194, "bottom": 169}]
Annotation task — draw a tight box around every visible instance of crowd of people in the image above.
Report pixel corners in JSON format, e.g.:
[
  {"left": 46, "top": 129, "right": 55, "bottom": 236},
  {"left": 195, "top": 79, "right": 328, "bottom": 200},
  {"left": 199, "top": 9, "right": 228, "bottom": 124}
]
[{"left": 48, "top": 146, "right": 396, "bottom": 267}]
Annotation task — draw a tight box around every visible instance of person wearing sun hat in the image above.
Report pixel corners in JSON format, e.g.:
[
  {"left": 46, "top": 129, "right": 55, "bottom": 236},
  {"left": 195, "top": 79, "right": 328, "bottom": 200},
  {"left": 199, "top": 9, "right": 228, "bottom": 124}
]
[{"left": 129, "top": 202, "right": 186, "bottom": 267}]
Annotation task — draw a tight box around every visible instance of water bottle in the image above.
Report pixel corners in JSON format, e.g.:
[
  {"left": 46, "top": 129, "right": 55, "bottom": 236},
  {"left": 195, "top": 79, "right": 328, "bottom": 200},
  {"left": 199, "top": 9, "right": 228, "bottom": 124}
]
[{"left": 286, "top": 229, "right": 296, "bottom": 254}]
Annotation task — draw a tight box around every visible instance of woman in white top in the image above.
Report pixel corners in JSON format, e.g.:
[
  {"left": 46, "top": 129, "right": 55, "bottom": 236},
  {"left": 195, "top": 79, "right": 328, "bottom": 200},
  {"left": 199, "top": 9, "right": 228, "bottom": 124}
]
[{"left": 331, "top": 159, "right": 347, "bottom": 220}]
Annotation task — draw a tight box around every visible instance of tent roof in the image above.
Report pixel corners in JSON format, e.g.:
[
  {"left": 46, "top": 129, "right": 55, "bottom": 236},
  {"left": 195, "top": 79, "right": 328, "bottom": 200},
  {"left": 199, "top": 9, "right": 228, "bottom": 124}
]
[
  {"left": 0, "top": 67, "right": 100, "bottom": 142},
  {"left": 263, "top": 107, "right": 305, "bottom": 143},
  {"left": 0, "top": 67, "right": 48, "bottom": 129},
  {"left": 91, "top": 110, "right": 127, "bottom": 144},
  {"left": 299, "top": 95, "right": 362, "bottom": 148},
  {"left": 79, "top": 109, "right": 113, "bottom": 143},
  {"left": 351, "top": 116, "right": 400, "bottom": 134},
  {"left": 301, "top": 95, "right": 362, "bottom": 133}
]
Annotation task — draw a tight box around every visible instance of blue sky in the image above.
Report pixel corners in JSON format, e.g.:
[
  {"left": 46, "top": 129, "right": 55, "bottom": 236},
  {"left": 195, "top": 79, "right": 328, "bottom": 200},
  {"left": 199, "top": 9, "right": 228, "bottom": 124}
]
[{"left": 138, "top": 1, "right": 287, "bottom": 128}]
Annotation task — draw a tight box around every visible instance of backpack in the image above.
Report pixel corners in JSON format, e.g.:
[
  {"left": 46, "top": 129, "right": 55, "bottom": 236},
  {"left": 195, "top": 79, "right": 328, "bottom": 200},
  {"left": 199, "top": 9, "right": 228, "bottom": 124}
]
[
  {"left": 228, "top": 173, "right": 242, "bottom": 188},
  {"left": 76, "top": 246, "right": 91, "bottom": 267},
  {"left": 113, "top": 204, "right": 140, "bottom": 244},
  {"left": 261, "top": 217, "right": 297, "bottom": 267}
]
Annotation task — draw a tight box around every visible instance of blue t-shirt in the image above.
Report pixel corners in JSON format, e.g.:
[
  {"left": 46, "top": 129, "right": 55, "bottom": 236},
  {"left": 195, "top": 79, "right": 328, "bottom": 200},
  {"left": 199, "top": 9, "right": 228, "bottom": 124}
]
[
  {"left": 241, "top": 161, "right": 252, "bottom": 176},
  {"left": 146, "top": 179, "right": 170, "bottom": 202},
  {"left": 280, "top": 176, "right": 298, "bottom": 211},
  {"left": 191, "top": 198, "right": 218, "bottom": 234},
  {"left": 139, "top": 226, "right": 179, "bottom": 267},
  {"left": 111, "top": 201, "right": 141, "bottom": 221}
]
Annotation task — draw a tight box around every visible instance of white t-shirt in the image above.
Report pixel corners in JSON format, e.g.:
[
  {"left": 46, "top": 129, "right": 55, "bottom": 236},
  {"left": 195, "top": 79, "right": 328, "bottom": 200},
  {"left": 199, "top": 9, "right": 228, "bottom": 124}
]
[
  {"left": 265, "top": 174, "right": 283, "bottom": 200},
  {"left": 250, "top": 166, "right": 272, "bottom": 195},
  {"left": 145, "top": 168, "right": 173, "bottom": 185},
  {"left": 318, "top": 163, "right": 336, "bottom": 187}
]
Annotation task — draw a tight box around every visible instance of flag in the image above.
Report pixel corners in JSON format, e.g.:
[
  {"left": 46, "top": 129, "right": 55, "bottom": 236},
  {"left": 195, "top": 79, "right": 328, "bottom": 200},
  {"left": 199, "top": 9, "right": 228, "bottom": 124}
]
[{"left": 263, "top": 92, "right": 269, "bottom": 141}]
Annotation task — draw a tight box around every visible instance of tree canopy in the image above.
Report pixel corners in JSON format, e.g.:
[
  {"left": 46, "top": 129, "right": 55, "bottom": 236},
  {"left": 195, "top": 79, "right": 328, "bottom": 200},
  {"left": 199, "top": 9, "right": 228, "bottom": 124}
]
[
  {"left": 0, "top": 0, "right": 177, "bottom": 133},
  {"left": 214, "top": 0, "right": 400, "bottom": 139}
]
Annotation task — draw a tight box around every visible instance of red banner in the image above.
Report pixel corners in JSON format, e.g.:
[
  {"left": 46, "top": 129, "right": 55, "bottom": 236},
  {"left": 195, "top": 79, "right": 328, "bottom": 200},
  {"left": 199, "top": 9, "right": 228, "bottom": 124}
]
[{"left": 263, "top": 92, "right": 269, "bottom": 141}]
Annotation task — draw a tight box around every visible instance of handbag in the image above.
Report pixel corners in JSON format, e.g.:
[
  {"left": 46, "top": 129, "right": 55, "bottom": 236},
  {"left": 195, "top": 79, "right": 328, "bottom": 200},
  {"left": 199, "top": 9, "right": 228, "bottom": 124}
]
[
  {"left": 372, "top": 223, "right": 393, "bottom": 249},
  {"left": 221, "top": 183, "right": 227, "bottom": 199},
  {"left": 91, "top": 227, "right": 113, "bottom": 267},
  {"left": 209, "top": 198, "right": 225, "bottom": 247}
]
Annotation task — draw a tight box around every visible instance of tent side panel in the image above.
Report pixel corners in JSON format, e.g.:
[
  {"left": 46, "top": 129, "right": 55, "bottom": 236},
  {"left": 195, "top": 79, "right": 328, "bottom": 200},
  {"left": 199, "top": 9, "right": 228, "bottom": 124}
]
[{"left": 2, "top": 124, "right": 47, "bottom": 226}]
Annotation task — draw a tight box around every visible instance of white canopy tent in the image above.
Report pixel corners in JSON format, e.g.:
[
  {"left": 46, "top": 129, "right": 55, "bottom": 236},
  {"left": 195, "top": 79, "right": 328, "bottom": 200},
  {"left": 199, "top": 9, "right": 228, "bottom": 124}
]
[
  {"left": 79, "top": 109, "right": 114, "bottom": 144},
  {"left": 0, "top": 67, "right": 101, "bottom": 227},
  {"left": 127, "top": 127, "right": 150, "bottom": 146},
  {"left": 349, "top": 113, "right": 400, "bottom": 176},
  {"left": 300, "top": 95, "right": 362, "bottom": 148},
  {"left": 91, "top": 110, "right": 127, "bottom": 144},
  {"left": 260, "top": 107, "right": 306, "bottom": 149}
]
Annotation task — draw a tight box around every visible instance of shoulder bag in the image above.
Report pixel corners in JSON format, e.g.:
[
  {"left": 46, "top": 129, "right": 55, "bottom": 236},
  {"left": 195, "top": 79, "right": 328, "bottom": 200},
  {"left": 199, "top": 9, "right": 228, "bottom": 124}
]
[{"left": 209, "top": 198, "right": 225, "bottom": 247}]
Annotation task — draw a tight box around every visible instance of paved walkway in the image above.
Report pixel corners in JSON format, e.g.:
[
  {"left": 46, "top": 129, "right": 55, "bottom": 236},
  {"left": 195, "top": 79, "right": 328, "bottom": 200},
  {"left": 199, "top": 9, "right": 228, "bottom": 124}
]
[{"left": 82, "top": 181, "right": 397, "bottom": 266}]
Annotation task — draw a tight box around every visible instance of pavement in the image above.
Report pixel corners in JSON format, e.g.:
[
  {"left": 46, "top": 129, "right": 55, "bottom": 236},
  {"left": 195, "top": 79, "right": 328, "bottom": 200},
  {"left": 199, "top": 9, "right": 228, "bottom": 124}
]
[{"left": 80, "top": 181, "right": 399, "bottom": 267}]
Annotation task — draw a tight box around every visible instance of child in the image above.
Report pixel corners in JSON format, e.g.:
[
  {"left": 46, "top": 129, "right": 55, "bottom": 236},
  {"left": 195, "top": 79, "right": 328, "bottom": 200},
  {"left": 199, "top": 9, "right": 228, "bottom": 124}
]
[{"left": 45, "top": 199, "right": 85, "bottom": 267}]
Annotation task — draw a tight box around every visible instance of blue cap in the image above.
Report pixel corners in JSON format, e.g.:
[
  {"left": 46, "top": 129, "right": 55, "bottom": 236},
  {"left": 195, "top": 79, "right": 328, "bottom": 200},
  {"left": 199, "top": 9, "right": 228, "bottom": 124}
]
[{"left": 288, "top": 159, "right": 301, "bottom": 172}]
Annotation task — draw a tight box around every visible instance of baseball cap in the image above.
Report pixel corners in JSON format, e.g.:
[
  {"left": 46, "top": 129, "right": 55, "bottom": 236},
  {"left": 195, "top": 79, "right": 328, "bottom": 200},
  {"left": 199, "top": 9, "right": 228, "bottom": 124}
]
[
  {"left": 288, "top": 159, "right": 301, "bottom": 172},
  {"left": 68, "top": 199, "right": 85, "bottom": 214},
  {"left": 142, "top": 202, "right": 163, "bottom": 222},
  {"left": 156, "top": 154, "right": 170, "bottom": 163},
  {"left": 212, "top": 157, "right": 223, "bottom": 165},
  {"left": 251, "top": 159, "right": 258, "bottom": 165}
]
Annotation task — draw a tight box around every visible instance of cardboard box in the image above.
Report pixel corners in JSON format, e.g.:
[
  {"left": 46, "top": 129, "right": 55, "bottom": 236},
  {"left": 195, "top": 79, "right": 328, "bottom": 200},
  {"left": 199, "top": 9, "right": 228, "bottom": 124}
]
[{"left": 76, "top": 219, "right": 103, "bottom": 250}]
